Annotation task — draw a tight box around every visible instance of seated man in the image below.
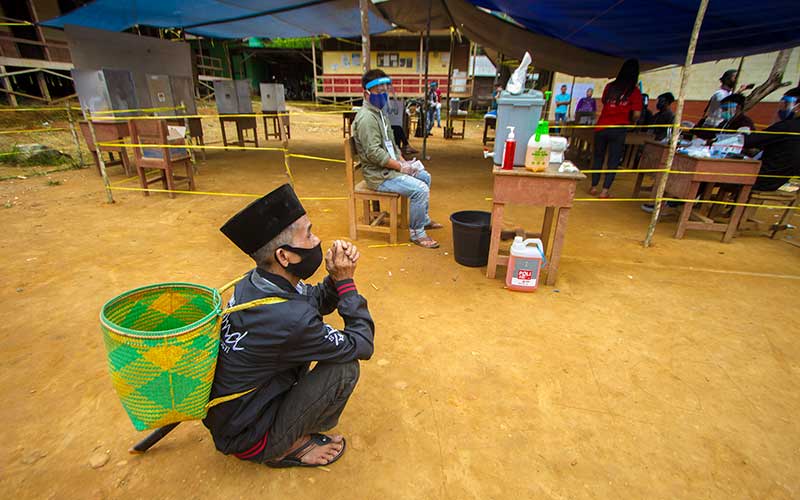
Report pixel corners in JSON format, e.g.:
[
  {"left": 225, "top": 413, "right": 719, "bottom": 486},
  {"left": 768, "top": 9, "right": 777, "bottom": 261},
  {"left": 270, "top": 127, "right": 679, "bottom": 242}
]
[
  {"left": 650, "top": 92, "right": 675, "bottom": 140},
  {"left": 353, "top": 69, "right": 443, "bottom": 249},
  {"left": 204, "top": 183, "right": 375, "bottom": 468},
  {"left": 744, "top": 87, "right": 800, "bottom": 191},
  {"left": 692, "top": 93, "right": 755, "bottom": 142}
]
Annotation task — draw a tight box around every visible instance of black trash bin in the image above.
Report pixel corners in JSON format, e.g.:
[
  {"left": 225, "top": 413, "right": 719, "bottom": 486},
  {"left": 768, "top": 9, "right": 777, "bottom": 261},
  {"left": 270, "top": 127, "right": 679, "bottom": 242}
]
[{"left": 450, "top": 210, "right": 492, "bottom": 267}]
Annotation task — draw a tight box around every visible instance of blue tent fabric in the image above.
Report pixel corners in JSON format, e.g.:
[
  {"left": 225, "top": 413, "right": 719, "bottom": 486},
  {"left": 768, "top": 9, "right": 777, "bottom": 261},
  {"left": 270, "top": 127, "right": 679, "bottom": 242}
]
[
  {"left": 468, "top": 0, "right": 800, "bottom": 66},
  {"left": 42, "top": 0, "right": 393, "bottom": 39}
]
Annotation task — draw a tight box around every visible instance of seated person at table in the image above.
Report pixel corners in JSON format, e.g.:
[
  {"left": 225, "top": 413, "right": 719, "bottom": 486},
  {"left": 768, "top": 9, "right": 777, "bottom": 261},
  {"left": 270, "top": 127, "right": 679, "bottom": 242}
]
[
  {"left": 353, "top": 69, "right": 443, "bottom": 249},
  {"left": 649, "top": 92, "right": 675, "bottom": 140},
  {"left": 575, "top": 87, "right": 596, "bottom": 114},
  {"left": 692, "top": 94, "right": 755, "bottom": 141},
  {"left": 487, "top": 84, "right": 503, "bottom": 115},
  {"left": 743, "top": 87, "right": 800, "bottom": 191}
]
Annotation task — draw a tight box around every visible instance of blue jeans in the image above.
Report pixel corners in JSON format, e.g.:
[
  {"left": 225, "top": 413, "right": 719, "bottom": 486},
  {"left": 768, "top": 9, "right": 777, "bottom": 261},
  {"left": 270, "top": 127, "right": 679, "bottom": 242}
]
[
  {"left": 377, "top": 170, "right": 432, "bottom": 240},
  {"left": 554, "top": 112, "right": 567, "bottom": 133},
  {"left": 592, "top": 128, "right": 627, "bottom": 189},
  {"left": 434, "top": 105, "right": 441, "bottom": 127}
]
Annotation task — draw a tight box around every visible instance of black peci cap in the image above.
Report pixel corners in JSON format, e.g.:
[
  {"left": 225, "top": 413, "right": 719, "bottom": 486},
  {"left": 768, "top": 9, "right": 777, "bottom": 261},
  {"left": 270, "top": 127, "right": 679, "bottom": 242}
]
[{"left": 220, "top": 183, "right": 306, "bottom": 255}]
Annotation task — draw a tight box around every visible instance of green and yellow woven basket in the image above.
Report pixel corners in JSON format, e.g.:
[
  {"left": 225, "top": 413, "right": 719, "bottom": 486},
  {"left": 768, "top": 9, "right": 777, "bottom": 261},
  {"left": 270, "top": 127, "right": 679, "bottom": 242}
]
[{"left": 100, "top": 283, "right": 222, "bottom": 431}]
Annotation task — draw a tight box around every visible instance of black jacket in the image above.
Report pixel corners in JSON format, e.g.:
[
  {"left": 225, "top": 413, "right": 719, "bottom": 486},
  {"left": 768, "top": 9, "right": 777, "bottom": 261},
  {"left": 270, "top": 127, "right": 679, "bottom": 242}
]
[
  {"left": 203, "top": 268, "right": 374, "bottom": 454},
  {"left": 744, "top": 117, "right": 800, "bottom": 191}
]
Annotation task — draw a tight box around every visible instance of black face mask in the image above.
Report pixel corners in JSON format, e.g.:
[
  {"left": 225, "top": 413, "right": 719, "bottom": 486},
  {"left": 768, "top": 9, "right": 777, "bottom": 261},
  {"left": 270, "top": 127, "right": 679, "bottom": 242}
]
[{"left": 277, "top": 243, "right": 323, "bottom": 280}]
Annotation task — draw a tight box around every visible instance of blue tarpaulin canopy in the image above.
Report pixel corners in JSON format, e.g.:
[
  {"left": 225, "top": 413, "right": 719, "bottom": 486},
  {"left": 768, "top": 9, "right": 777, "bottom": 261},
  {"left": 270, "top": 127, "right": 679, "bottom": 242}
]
[
  {"left": 43, "top": 0, "right": 393, "bottom": 39},
  {"left": 468, "top": 0, "right": 800, "bottom": 66},
  {"left": 376, "top": 0, "right": 800, "bottom": 76}
]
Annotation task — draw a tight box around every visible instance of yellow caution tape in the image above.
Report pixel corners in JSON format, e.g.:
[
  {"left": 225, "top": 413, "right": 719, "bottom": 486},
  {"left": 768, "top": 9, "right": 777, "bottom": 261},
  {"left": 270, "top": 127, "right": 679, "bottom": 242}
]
[
  {"left": 109, "top": 185, "right": 347, "bottom": 200},
  {"left": 92, "top": 105, "right": 186, "bottom": 115},
  {"left": 288, "top": 153, "right": 346, "bottom": 163},
  {"left": 0, "top": 127, "right": 69, "bottom": 135},
  {"left": 96, "top": 141, "right": 287, "bottom": 152},
  {"left": 484, "top": 195, "right": 798, "bottom": 211},
  {"left": 367, "top": 243, "right": 413, "bottom": 248},
  {"left": 0, "top": 107, "right": 75, "bottom": 112}
]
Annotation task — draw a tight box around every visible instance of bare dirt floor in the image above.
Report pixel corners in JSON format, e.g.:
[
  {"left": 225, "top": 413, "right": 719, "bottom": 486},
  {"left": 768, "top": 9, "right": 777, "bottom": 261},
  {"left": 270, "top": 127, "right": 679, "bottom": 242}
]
[{"left": 1, "top": 104, "right": 799, "bottom": 499}]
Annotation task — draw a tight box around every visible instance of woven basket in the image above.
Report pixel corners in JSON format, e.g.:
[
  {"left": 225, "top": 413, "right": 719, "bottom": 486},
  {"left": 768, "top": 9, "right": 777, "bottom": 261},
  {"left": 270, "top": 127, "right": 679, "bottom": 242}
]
[{"left": 100, "top": 283, "right": 222, "bottom": 431}]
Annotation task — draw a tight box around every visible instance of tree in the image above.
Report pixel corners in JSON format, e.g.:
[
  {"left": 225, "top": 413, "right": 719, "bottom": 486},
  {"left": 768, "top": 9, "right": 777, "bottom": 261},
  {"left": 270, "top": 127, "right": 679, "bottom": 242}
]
[{"left": 743, "top": 49, "right": 793, "bottom": 111}]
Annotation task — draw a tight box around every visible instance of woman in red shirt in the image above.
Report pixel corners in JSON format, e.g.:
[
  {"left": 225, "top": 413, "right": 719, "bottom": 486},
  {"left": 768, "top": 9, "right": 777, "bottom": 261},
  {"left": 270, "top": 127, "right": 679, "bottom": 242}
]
[{"left": 591, "top": 59, "right": 642, "bottom": 198}]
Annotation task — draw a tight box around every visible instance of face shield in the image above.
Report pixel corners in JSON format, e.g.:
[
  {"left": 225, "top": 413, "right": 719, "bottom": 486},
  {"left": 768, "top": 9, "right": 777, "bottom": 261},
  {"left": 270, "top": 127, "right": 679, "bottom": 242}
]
[
  {"left": 778, "top": 96, "right": 797, "bottom": 120},
  {"left": 720, "top": 102, "right": 737, "bottom": 121}
]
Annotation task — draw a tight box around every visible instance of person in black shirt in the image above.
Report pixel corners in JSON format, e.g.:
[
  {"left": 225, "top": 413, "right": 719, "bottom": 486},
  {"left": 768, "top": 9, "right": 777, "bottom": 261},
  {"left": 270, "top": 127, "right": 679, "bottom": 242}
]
[
  {"left": 650, "top": 92, "right": 675, "bottom": 140},
  {"left": 744, "top": 87, "right": 800, "bottom": 191},
  {"left": 204, "top": 184, "right": 375, "bottom": 468}
]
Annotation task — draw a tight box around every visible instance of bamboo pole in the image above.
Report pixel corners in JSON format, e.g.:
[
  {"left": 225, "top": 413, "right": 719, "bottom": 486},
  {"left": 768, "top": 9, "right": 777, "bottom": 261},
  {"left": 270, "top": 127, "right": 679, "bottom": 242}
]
[
  {"left": 421, "top": 0, "right": 432, "bottom": 159},
  {"left": 359, "top": 0, "right": 370, "bottom": 73},
  {"left": 179, "top": 101, "right": 198, "bottom": 173},
  {"left": 85, "top": 108, "right": 114, "bottom": 204},
  {"left": 65, "top": 103, "right": 83, "bottom": 168},
  {"left": 311, "top": 36, "right": 318, "bottom": 105},
  {"left": 643, "top": 0, "right": 709, "bottom": 247},
  {"left": 279, "top": 113, "right": 294, "bottom": 185}
]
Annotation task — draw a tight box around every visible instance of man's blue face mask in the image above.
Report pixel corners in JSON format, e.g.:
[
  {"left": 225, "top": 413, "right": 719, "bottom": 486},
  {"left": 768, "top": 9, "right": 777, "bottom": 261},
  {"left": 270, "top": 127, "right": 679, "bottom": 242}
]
[{"left": 368, "top": 90, "right": 389, "bottom": 109}]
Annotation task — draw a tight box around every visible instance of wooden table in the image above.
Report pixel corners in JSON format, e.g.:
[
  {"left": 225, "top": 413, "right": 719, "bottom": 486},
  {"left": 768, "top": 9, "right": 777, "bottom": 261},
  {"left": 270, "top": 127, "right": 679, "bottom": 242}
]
[
  {"left": 342, "top": 111, "right": 357, "bottom": 138},
  {"left": 664, "top": 153, "right": 761, "bottom": 242},
  {"left": 621, "top": 132, "right": 653, "bottom": 169},
  {"left": 487, "top": 165, "right": 586, "bottom": 286},
  {"left": 262, "top": 111, "right": 291, "bottom": 141},
  {"left": 219, "top": 116, "right": 258, "bottom": 149},
  {"left": 79, "top": 120, "right": 131, "bottom": 176}
]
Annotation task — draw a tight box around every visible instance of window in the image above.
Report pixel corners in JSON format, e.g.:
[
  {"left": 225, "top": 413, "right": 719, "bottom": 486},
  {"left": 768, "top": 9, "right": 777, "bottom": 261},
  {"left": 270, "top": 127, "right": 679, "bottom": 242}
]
[{"left": 377, "top": 52, "right": 400, "bottom": 68}]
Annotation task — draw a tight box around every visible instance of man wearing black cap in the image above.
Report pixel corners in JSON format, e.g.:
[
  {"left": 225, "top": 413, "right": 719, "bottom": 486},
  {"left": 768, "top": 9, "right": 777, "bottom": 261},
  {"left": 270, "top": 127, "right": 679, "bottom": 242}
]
[{"left": 204, "top": 183, "right": 375, "bottom": 468}]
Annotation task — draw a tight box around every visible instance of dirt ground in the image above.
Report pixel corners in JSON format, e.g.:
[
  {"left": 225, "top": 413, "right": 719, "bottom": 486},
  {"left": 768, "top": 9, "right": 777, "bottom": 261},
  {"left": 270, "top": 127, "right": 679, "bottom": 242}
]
[{"left": 1, "top": 105, "right": 799, "bottom": 499}]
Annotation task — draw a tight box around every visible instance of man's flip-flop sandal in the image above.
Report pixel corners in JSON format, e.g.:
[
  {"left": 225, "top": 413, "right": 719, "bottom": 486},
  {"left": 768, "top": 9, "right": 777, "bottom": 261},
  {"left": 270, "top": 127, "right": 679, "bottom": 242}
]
[
  {"left": 424, "top": 222, "right": 444, "bottom": 230},
  {"left": 412, "top": 237, "right": 440, "bottom": 249},
  {"left": 265, "top": 433, "right": 346, "bottom": 469}
]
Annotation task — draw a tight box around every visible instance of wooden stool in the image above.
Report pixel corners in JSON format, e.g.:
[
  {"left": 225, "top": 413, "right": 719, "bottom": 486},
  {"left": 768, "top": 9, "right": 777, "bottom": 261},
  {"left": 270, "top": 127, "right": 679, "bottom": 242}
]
[
  {"left": 344, "top": 137, "right": 407, "bottom": 243},
  {"left": 482, "top": 115, "right": 496, "bottom": 145}
]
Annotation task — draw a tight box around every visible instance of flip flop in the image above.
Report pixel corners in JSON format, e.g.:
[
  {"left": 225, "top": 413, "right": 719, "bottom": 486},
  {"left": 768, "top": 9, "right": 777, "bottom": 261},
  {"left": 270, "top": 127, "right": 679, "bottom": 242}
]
[
  {"left": 412, "top": 236, "right": 440, "bottom": 249},
  {"left": 424, "top": 221, "right": 444, "bottom": 230},
  {"left": 265, "top": 433, "right": 346, "bottom": 469}
]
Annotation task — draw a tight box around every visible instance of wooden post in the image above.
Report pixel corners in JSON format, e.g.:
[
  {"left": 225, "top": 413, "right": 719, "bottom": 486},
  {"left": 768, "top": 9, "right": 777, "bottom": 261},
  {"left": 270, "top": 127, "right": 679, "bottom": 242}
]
[
  {"left": 567, "top": 75, "right": 576, "bottom": 120},
  {"left": 444, "top": 27, "right": 455, "bottom": 139},
  {"left": 311, "top": 36, "right": 319, "bottom": 105},
  {"left": 279, "top": 114, "right": 294, "bottom": 185},
  {"left": 1, "top": 66, "right": 18, "bottom": 107},
  {"left": 359, "top": 0, "right": 370, "bottom": 73},
  {"left": 418, "top": 34, "right": 424, "bottom": 95},
  {"left": 179, "top": 101, "right": 198, "bottom": 173},
  {"left": 643, "top": 0, "right": 709, "bottom": 247},
  {"left": 85, "top": 109, "right": 115, "bottom": 204},
  {"left": 421, "top": 0, "right": 432, "bottom": 159},
  {"left": 65, "top": 103, "right": 83, "bottom": 167},
  {"left": 36, "top": 72, "right": 51, "bottom": 103}
]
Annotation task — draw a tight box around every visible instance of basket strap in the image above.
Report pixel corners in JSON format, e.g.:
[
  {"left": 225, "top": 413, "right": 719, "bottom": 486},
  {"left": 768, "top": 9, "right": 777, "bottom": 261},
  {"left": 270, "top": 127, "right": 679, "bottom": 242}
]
[
  {"left": 219, "top": 273, "right": 248, "bottom": 294},
  {"left": 206, "top": 387, "right": 257, "bottom": 409},
  {"left": 222, "top": 296, "right": 288, "bottom": 315}
]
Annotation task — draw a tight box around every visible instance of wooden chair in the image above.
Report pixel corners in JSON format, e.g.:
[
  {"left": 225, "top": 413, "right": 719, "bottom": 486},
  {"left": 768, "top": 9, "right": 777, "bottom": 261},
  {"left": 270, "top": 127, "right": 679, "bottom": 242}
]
[
  {"left": 344, "top": 137, "right": 407, "bottom": 243},
  {"left": 79, "top": 121, "right": 131, "bottom": 176},
  {"left": 738, "top": 189, "right": 798, "bottom": 238},
  {"left": 128, "top": 119, "right": 195, "bottom": 198}
]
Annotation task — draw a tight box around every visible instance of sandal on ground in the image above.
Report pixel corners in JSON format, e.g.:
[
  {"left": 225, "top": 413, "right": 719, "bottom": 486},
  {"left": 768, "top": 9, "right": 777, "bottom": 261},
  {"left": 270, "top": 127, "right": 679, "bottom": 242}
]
[
  {"left": 265, "top": 433, "right": 346, "bottom": 469},
  {"left": 424, "top": 221, "right": 444, "bottom": 230},
  {"left": 412, "top": 236, "right": 440, "bottom": 249},
  {"left": 598, "top": 191, "right": 612, "bottom": 199},
  {"left": 588, "top": 186, "right": 599, "bottom": 195}
]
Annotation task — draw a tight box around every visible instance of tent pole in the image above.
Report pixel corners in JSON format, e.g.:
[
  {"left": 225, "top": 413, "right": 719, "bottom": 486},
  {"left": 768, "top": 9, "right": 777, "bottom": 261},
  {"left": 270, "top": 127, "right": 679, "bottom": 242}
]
[
  {"left": 421, "top": 0, "right": 432, "bottom": 159},
  {"left": 444, "top": 27, "right": 454, "bottom": 138},
  {"left": 311, "top": 36, "right": 318, "bottom": 105},
  {"left": 567, "top": 74, "right": 576, "bottom": 121},
  {"left": 643, "top": 0, "right": 709, "bottom": 247},
  {"left": 418, "top": 34, "right": 423, "bottom": 97},
  {"left": 359, "top": 0, "right": 370, "bottom": 73}
]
